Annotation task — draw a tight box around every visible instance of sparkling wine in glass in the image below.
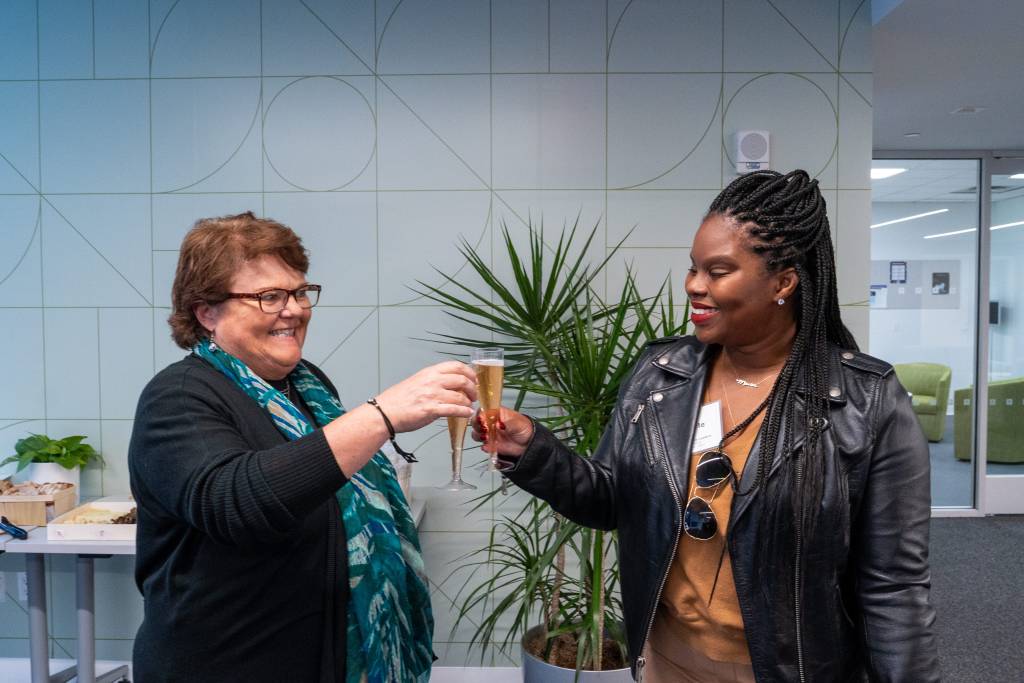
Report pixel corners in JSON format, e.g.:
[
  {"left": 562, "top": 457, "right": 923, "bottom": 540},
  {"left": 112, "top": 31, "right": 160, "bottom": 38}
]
[
  {"left": 471, "top": 348, "right": 505, "bottom": 467},
  {"left": 438, "top": 415, "right": 477, "bottom": 491}
]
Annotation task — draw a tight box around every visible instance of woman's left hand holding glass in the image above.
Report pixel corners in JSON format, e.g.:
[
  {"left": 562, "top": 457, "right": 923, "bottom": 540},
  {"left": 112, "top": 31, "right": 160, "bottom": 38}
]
[{"left": 470, "top": 406, "right": 534, "bottom": 460}]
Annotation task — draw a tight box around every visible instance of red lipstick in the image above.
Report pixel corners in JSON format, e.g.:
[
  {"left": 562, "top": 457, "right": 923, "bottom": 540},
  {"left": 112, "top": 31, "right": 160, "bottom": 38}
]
[{"left": 689, "top": 303, "right": 719, "bottom": 326}]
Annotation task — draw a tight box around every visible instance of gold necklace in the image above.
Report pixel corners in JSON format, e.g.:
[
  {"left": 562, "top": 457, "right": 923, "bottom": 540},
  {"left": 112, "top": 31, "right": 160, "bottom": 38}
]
[
  {"left": 723, "top": 353, "right": 779, "bottom": 389},
  {"left": 718, "top": 373, "right": 738, "bottom": 426},
  {"left": 717, "top": 372, "right": 771, "bottom": 432}
]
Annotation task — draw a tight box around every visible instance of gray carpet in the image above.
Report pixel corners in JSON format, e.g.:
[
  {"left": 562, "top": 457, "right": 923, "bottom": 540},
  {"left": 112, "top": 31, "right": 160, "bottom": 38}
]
[{"left": 930, "top": 515, "right": 1024, "bottom": 682}]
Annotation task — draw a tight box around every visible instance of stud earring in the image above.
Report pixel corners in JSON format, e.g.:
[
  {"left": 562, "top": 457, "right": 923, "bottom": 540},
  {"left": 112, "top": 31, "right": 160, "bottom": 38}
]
[{"left": 777, "top": 298, "right": 785, "bottom": 305}]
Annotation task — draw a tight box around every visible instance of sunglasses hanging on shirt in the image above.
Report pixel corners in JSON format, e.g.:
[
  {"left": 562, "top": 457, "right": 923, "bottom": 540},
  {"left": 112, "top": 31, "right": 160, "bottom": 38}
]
[{"left": 682, "top": 393, "right": 772, "bottom": 541}]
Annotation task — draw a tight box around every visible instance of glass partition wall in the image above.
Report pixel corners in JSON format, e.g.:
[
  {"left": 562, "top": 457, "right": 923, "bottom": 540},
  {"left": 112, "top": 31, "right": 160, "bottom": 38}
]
[
  {"left": 983, "top": 171, "right": 1024, "bottom": 511},
  {"left": 870, "top": 156, "right": 1024, "bottom": 513},
  {"left": 869, "top": 159, "right": 980, "bottom": 508}
]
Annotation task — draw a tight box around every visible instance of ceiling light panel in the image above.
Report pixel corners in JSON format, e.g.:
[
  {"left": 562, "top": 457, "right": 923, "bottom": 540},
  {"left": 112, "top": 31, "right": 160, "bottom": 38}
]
[
  {"left": 870, "top": 208, "right": 949, "bottom": 229},
  {"left": 923, "top": 228, "right": 976, "bottom": 239},
  {"left": 870, "top": 167, "right": 908, "bottom": 180}
]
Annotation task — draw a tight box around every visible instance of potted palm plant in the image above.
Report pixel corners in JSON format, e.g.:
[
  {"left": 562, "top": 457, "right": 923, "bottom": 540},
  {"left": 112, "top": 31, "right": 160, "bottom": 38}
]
[{"left": 417, "top": 220, "right": 687, "bottom": 680}]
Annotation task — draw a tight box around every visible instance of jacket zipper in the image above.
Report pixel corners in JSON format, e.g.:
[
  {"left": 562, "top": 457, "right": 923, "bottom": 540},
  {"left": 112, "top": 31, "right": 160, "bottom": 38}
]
[
  {"left": 794, "top": 453, "right": 806, "bottom": 683},
  {"left": 635, "top": 392, "right": 682, "bottom": 680},
  {"left": 635, "top": 404, "right": 658, "bottom": 467}
]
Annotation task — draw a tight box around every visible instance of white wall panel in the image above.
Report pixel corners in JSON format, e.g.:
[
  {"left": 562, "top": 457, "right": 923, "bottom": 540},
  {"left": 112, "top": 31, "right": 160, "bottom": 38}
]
[{"left": 0, "top": 0, "right": 871, "bottom": 661}]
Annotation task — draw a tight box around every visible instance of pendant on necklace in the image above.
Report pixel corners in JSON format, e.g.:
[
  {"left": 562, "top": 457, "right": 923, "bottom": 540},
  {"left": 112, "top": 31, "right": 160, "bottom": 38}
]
[{"left": 735, "top": 378, "right": 759, "bottom": 388}]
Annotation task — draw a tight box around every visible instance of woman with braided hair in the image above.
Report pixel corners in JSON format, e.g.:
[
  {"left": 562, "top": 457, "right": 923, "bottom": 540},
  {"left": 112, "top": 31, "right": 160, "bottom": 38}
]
[{"left": 476, "top": 170, "right": 939, "bottom": 682}]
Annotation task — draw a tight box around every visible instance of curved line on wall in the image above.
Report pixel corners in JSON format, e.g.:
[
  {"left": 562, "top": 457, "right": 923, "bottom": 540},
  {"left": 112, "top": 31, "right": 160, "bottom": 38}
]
[
  {"left": 605, "top": 0, "right": 637, "bottom": 66},
  {"left": 0, "top": 200, "right": 41, "bottom": 289},
  {"left": 260, "top": 76, "right": 378, "bottom": 192},
  {"left": 0, "top": 419, "right": 37, "bottom": 432},
  {"left": 606, "top": 0, "right": 725, "bottom": 73},
  {"left": 149, "top": 0, "right": 185, "bottom": 68},
  {"left": 161, "top": 81, "right": 263, "bottom": 194},
  {"left": 839, "top": 0, "right": 869, "bottom": 61},
  {"left": 389, "top": 197, "right": 493, "bottom": 307},
  {"left": 839, "top": 0, "right": 872, "bottom": 107},
  {"left": 721, "top": 72, "right": 838, "bottom": 181},
  {"left": 610, "top": 82, "right": 723, "bottom": 191},
  {"left": 376, "top": 0, "right": 408, "bottom": 68}
]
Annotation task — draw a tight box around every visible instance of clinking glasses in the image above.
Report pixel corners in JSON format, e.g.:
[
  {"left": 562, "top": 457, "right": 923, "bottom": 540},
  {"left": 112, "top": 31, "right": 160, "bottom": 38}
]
[{"left": 683, "top": 449, "right": 736, "bottom": 541}]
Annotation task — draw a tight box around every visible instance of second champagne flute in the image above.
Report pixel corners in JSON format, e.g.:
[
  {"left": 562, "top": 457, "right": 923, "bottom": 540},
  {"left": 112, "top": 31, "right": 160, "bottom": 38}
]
[
  {"left": 438, "top": 414, "right": 476, "bottom": 491},
  {"left": 471, "top": 347, "right": 505, "bottom": 467}
]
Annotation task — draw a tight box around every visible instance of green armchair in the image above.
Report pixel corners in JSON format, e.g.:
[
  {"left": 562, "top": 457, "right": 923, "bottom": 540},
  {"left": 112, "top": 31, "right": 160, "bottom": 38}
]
[
  {"left": 953, "top": 378, "right": 1024, "bottom": 463},
  {"left": 893, "top": 363, "right": 952, "bottom": 442}
]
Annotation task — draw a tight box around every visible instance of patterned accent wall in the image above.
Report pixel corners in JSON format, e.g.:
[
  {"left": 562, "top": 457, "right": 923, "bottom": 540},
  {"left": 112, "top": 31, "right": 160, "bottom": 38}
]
[{"left": 0, "top": 0, "right": 871, "bottom": 667}]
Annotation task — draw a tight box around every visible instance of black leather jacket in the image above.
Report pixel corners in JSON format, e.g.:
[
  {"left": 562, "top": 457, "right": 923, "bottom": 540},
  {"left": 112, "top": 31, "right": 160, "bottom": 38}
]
[{"left": 503, "top": 336, "right": 939, "bottom": 682}]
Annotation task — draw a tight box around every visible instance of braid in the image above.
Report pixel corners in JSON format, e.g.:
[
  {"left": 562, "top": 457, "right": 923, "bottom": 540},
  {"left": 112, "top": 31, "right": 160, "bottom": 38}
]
[{"left": 707, "top": 170, "right": 857, "bottom": 593}]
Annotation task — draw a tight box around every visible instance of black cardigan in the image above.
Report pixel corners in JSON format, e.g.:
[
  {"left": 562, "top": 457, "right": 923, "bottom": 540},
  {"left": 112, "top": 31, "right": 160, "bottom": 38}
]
[{"left": 128, "top": 354, "right": 349, "bottom": 682}]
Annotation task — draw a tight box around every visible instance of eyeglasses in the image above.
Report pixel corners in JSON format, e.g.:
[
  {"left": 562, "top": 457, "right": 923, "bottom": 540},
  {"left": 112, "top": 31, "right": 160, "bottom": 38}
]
[
  {"left": 224, "top": 284, "right": 322, "bottom": 313},
  {"left": 683, "top": 450, "right": 735, "bottom": 541}
]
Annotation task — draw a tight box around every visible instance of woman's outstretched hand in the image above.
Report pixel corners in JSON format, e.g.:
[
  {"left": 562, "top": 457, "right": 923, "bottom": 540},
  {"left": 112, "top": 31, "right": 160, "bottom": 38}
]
[
  {"left": 470, "top": 407, "right": 534, "bottom": 458},
  {"left": 373, "top": 361, "right": 478, "bottom": 433}
]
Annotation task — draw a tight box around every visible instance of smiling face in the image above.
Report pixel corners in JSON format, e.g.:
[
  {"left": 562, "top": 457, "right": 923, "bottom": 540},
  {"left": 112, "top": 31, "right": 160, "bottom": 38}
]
[
  {"left": 194, "top": 254, "right": 311, "bottom": 380},
  {"left": 684, "top": 213, "right": 798, "bottom": 348}
]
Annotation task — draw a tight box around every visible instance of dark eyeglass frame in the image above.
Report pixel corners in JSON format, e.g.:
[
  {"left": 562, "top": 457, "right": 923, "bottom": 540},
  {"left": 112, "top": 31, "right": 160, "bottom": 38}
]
[
  {"left": 224, "top": 284, "right": 322, "bottom": 313},
  {"left": 683, "top": 449, "right": 736, "bottom": 541}
]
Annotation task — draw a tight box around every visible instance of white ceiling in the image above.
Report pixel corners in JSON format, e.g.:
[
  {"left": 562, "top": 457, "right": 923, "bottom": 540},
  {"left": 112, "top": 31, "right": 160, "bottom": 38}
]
[
  {"left": 873, "top": 0, "right": 1024, "bottom": 152},
  {"left": 871, "top": 160, "right": 1024, "bottom": 203}
]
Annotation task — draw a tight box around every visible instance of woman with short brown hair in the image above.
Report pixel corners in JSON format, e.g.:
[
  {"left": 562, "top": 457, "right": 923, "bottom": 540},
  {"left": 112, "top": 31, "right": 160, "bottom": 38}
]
[{"left": 130, "top": 212, "right": 474, "bottom": 682}]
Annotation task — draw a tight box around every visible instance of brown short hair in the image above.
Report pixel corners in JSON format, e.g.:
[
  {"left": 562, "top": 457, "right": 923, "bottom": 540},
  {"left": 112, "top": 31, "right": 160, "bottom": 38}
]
[{"left": 168, "top": 211, "right": 309, "bottom": 349}]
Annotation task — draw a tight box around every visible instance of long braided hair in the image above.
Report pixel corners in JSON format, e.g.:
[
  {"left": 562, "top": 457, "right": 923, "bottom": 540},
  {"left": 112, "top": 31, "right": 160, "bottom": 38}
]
[{"left": 706, "top": 169, "right": 858, "bottom": 588}]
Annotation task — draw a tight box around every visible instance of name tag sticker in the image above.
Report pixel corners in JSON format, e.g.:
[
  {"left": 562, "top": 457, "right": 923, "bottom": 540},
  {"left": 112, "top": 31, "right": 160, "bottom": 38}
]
[{"left": 692, "top": 401, "right": 724, "bottom": 453}]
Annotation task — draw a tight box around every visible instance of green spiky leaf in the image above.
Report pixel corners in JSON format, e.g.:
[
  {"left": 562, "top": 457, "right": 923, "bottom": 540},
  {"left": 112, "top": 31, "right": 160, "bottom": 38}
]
[{"left": 419, "top": 218, "right": 687, "bottom": 671}]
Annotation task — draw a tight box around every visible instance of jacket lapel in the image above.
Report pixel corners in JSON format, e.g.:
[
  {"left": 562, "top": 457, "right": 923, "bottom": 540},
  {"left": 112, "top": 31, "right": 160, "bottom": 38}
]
[{"left": 646, "top": 342, "right": 714, "bottom": 497}]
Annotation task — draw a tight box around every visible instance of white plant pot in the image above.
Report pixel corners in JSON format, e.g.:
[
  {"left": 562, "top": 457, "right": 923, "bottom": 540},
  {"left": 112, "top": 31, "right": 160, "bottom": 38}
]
[
  {"left": 521, "top": 625, "right": 633, "bottom": 683},
  {"left": 14, "top": 463, "right": 81, "bottom": 503}
]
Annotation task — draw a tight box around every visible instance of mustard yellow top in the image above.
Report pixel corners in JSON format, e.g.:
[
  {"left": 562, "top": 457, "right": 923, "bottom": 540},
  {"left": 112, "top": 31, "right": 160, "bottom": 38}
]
[{"left": 658, "top": 390, "right": 765, "bottom": 664}]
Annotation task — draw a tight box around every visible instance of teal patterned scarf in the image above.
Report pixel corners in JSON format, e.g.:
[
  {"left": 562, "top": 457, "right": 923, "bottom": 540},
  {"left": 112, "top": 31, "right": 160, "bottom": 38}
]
[{"left": 194, "top": 339, "right": 433, "bottom": 682}]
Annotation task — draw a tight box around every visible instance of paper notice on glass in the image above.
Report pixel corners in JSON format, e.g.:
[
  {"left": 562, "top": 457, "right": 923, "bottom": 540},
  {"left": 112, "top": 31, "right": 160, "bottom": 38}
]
[
  {"left": 870, "top": 284, "right": 888, "bottom": 308},
  {"left": 693, "top": 401, "right": 724, "bottom": 453}
]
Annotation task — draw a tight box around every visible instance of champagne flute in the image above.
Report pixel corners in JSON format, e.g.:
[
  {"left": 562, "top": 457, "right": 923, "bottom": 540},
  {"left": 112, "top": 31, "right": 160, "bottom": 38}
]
[
  {"left": 438, "top": 414, "right": 477, "bottom": 491},
  {"left": 471, "top": 347, "right": 505, "bottom": 468}
]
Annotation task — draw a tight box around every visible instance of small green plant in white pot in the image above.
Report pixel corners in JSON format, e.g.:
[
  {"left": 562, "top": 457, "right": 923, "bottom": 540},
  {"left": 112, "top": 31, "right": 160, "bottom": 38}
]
[{"left": 2, "top": 434, "right": 103, "bottom": 501}]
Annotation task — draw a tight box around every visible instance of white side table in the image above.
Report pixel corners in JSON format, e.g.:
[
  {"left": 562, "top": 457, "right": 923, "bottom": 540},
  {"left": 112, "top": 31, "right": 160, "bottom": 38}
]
[
  {"left": 4, "top": 527, "right": 133, "bottom": 683},
  {"left": 3, "top": 495, "right": 428, "bottom": 683}
]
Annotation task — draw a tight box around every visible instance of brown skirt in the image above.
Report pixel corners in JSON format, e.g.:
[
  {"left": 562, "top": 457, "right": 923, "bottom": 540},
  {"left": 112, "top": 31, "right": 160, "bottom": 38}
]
[{"left": 641, "top": 614, "right": 756, "bottom": 683}]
